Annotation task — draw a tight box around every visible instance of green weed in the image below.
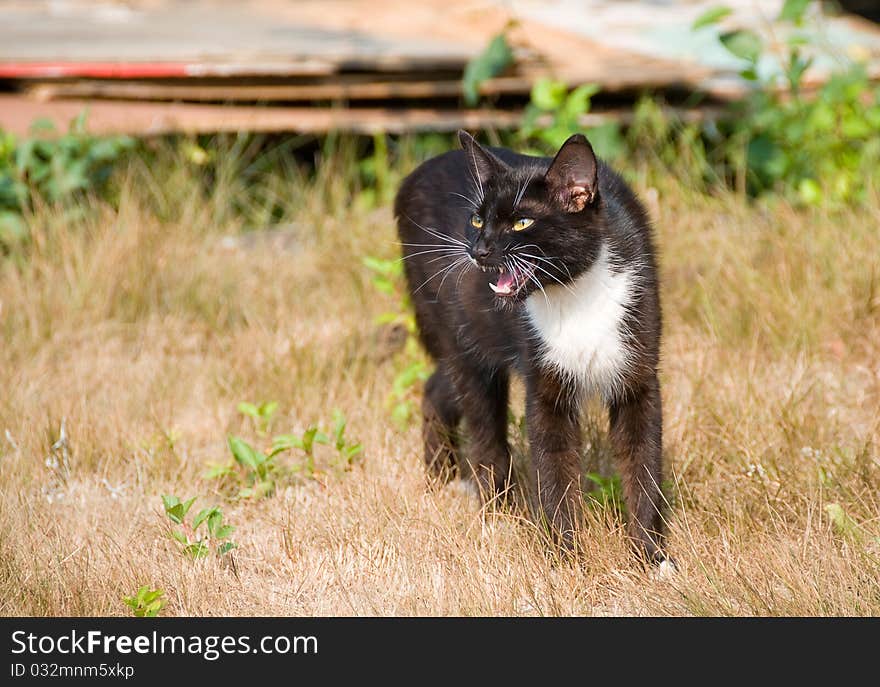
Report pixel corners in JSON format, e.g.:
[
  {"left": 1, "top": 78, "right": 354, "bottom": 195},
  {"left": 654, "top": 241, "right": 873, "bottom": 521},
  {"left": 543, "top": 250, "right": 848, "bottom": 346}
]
[
  {"left": 161, "top": 495, "right": 237, "bottom": 559},
  {"left": 363, "top": 255, "right": 431, "bottom": 428},
  {"left": 122, "top": 585, "right": 167, "bottom": 617},
  {"left": 695, "top": 0, "right": 880, "bottom": 204},
  {"left": 0, "top": 114, "right": 134, "bottom": 247},
  {"left": 207, "top": 404, "right": 363, "bottom": 495},
  {"left": 272, "top": 409, "right": 364, "bottom": 476},
  {"left": 237, "top": 400, "right": 279, "bottom": 435},
  {"left": 520, "top": 79, "right": 624, "bottom": 160},
  {"left": 462, "top": 26, "right": 515, "bottom": 106}
]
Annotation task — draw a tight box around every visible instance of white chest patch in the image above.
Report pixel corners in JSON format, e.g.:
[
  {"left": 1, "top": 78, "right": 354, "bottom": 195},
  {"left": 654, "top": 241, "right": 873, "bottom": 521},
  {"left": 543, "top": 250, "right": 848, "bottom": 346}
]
[{"left": 525, "top": 245, "right": 636, "bottom": 398}]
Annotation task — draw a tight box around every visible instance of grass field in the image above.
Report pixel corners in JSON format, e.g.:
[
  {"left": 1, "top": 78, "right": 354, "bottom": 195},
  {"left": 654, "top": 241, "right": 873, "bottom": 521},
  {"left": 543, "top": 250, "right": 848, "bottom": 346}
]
[{"left": 1, "top": 139, "right": 878, "bottom": 616}]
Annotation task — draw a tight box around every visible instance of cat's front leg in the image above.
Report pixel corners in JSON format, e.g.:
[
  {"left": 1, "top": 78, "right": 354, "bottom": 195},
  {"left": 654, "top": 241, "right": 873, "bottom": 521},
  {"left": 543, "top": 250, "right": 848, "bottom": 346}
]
[
  {"left": 526, "top": 371, "right": 583, "bottom": 549},
  {"left": 608, "top": 374, "right": 666, "bottom": 563}
]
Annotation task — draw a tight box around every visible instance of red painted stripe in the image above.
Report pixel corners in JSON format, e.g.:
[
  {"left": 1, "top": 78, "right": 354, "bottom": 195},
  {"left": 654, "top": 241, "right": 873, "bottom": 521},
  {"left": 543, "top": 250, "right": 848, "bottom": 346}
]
[{"left": 0, "top": 62, "right": 195, "bottom": 78}]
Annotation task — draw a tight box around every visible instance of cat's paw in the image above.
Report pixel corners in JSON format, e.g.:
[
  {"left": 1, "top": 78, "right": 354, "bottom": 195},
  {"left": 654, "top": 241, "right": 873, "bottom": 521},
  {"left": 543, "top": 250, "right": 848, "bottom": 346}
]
[{"left": 652, "top": 557, "right": 678, "bottom": 581}]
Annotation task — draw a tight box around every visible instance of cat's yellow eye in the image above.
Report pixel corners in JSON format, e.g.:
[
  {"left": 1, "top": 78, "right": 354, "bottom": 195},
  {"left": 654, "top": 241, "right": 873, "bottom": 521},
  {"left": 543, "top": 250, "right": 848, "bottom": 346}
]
[
  {"left": 470, "top": 214, "right": 484, "bottom": 229},
  {"left": 512, "top": 218, "right": 535, "bottom": 231}
]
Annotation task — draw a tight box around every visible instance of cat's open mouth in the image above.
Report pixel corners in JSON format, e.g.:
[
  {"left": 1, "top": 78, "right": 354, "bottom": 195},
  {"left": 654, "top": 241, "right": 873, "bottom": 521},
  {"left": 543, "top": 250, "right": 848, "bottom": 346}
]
[{"left": 488, "top": 263, "right": 536, "bottom": 297}]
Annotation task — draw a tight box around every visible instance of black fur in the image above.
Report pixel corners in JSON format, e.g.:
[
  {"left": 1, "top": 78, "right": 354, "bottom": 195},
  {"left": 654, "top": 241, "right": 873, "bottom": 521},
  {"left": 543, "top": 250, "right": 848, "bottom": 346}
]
[{"left": 394, "top": 131, "right": 667, "bottom": 563}]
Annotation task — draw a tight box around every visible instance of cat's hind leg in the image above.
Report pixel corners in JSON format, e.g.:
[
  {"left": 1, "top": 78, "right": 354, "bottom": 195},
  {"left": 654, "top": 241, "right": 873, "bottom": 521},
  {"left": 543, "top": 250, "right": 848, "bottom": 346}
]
[
  {"left": 422, "top": 366, "right": 462, "bottom": 482},
  {"left": 452, "top": 362, "right": 513, "bottom": 499}
]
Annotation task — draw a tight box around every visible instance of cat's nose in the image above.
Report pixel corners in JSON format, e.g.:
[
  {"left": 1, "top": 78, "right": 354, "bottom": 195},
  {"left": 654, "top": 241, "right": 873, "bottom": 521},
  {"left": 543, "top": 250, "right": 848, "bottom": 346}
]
[{"left": 473, "top": 245, "right": 492, "bottom": 260}]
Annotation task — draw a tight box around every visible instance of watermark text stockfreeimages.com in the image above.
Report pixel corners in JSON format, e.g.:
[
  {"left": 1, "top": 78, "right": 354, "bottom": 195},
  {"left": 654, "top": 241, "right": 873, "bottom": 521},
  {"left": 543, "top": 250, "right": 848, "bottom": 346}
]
[{"left": 10, "top": 629, "right": 317, "bottom": 662}]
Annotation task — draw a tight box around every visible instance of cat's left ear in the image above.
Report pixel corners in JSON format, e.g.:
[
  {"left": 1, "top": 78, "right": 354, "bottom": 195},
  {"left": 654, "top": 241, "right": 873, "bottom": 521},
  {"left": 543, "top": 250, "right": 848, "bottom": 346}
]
[
  {"left": 458, "top": 130, "right": 505, "bottom": 183},
  {"left": 545, "top": 134, "right": 598, "bottom": 213}
]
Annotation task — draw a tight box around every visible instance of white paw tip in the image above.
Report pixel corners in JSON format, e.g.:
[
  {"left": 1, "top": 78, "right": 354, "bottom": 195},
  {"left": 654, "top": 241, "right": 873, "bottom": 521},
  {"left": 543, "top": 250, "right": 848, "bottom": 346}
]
[{"left": 655, "top": 559, "right": 678, "bottom": 580}]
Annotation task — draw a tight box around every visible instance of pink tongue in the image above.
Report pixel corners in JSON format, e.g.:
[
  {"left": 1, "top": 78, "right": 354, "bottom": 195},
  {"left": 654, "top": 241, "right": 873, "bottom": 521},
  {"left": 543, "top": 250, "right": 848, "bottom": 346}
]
[{"left": 496, "top": 271, "right": 516, "bottom": 290}]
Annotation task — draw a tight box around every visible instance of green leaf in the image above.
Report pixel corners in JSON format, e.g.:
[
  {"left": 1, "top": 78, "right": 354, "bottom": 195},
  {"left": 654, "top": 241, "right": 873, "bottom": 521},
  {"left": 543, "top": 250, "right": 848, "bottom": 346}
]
[
  {"left": 371, "top": 277, "right": 394, "bottom": 294},
  {"left": 786, "top": 53, "right": 812, "bottom": 91},
  {"left": 266, "top": 434, "right": 303, "bottom": 460},
  {"left": 719, "top": 30, "right": 762, "bottom": 63},
  {"left": 362, "top": 255, "right": 396, "bottom": 275},
  {"left": 250, "top": 480, "right": 275, "bottom": 499},
  {"left": 218, "top": 542, "right": 237, "bottom": 556},
  {"left": 228, "top": 435, "right": 263, "bottom": 471},
  {"left": 28, "top": 118, "right": 57, "bottom": 134},
  {"left": 162, "top": 494, "right": 194, "bottom": 525},
  {"left": 204, "top": 462, "right": 236, "bottom": 480},
  {"left": 692, "top": 6, "right": 732, "bottom": 30},
  {"left": 841, "top": 114, "right": 871, "bottom": 139},
  {"left": 237, "top": 402, "right": 259, "bottom": 419},
  {"left": 343, "top": 443, "right": 364, "bottom": 463},
  {"left": 301, "top": 426, "right": 328, "bottom": 453},
  {"left": 530, "top": 79, "right": 568, "bottom": 111},
  {"left": 166, "top": 506, "right": 185, "bottom": 525},
  {"left": 141, "top": 589, "right": 164, "bottom": 605},
  {"left": 0, "top": 211, "right": 27, "bottom": 245},
  {"left": 192, "top": 507, "right": 217, "bottom": 531},
  {"left": 143, "top": 599, "right": 165, "bottom": 617},
  {"left": 824, "top": 503, "right": 861, "bottom": 538},
  {"left": 331, "top": 410, "right": 347, "bottom": 449},
  {"left": 179, "top": 496, "right": 197, "bottom": 518},
  {"left": 391, "top": 401, "right": 412, "bottom": 427},
  {"left": 585, "top": 121, "right": 624, "bottom": 160},
  {"left": 206, "top": 510, "right": 222, "bottom": 536},
  {"left": 779, "top": 0, "right": 810, "bottom": 23},
  {"left": 271, "top": 433, "right": 304, "bottom": 452},
  {"left": 798, "top": 178, "right": 822, "bottom": 205},
  {"left": 69, "top": 110, "right": 88, "bottom": 135},
  {"left": 214, "top": 524, "right": 236, "bottom": 539},
  {"left": 184, "top": 541, "right": 210, "bottom": 559},
  {"left": 170, "top": 529, "right": 188, "bottom": 544},
  {"left": 462, "top": 31, "right": 515, "bottom": 106}
]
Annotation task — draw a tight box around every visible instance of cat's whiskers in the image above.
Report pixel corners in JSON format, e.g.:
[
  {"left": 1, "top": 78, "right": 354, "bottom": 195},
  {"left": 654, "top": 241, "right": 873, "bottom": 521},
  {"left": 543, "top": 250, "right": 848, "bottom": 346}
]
[
  {"left": 516, "top": 243, "right": 574, "bottom": 282},
  {"left": 418, "top": 226, "right": 468, "bottom": 248},
  {"left": 426, "top": 251, "right": 466, "bottom": 265},
  {"left": 448, "top": 191, "right": 479, "bottom": 209},
  {"left": 437, "top": 255, "right": 470, "bottom": 294},
  {"left": 399, "top": 247, "right": 466, "bottom": 262},
  {"left": 399, "top": 241, "right": 465, "bottom": 249},
  {"left": 467, "top": 148, "right": 485, "bottom": 203},
  {"left": 510, "top": 254, "right": 550, "bottom": 309},
  {"left": 453, "top": 258, "right": 471, "bottom": 294},
  {"left": 524, "top": 258, "right": 577, "bottom": 297},
  {"left": 513, "top": 170, "right": 535, "bottom": 209},
  {"left": 412, "top": 254, "right": 469, "bottom": 294},
  {"left": 514, "top": 246, "right": 576, "bottom": 292},
  {"left": 403, "top": 214, "right": 468, "bottom": 247}
]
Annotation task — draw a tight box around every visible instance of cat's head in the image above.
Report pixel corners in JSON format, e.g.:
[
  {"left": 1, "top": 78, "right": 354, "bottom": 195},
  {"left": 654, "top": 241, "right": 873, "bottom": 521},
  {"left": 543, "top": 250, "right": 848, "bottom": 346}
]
[{"left": 458, "top": 130, "right": 603, "bottom": 305}]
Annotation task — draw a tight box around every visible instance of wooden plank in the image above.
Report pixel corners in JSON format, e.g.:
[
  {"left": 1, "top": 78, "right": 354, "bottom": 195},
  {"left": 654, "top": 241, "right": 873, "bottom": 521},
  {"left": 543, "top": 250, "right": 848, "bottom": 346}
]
[
  {"left": 0, "top": 94, "right": 719, "bottom": 138},
  {"left": 25, "top": 68, "right": 708, "bottom": 104},
  {"left": 0, "top": 61, "right": 337, "bottom": 79},
  {"left": 0, "top": 2, "right": 475, "bottom": 76},
  {"left": 26, "top": 78, "right": 531, "bottom": 103}
]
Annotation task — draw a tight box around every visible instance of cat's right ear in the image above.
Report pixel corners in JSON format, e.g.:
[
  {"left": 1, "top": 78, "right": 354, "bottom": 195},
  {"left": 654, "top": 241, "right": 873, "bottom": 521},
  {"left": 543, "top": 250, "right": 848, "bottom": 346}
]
[{"left": 458, "top": 130, "right": 504, "bottom": 183}]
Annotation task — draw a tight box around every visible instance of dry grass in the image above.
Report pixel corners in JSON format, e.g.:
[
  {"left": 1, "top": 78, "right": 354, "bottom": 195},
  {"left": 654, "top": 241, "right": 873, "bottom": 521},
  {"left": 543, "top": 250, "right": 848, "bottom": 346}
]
[{"left": 0, "top": 145, "right": 878, "bottom": 616}]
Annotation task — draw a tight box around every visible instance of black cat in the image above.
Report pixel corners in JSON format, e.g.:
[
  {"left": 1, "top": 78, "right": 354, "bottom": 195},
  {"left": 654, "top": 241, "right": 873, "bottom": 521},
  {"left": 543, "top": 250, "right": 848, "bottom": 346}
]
[{"left": 394, "top": 131, "right": 667, "bottom": 564}]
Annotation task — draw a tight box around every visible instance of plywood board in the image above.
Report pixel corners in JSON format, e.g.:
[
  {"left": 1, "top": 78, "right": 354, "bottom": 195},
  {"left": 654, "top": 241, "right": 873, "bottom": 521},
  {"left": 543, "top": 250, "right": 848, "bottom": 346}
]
[{"left": 0, "top": 93, "right": 718, "bottom": 137}]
